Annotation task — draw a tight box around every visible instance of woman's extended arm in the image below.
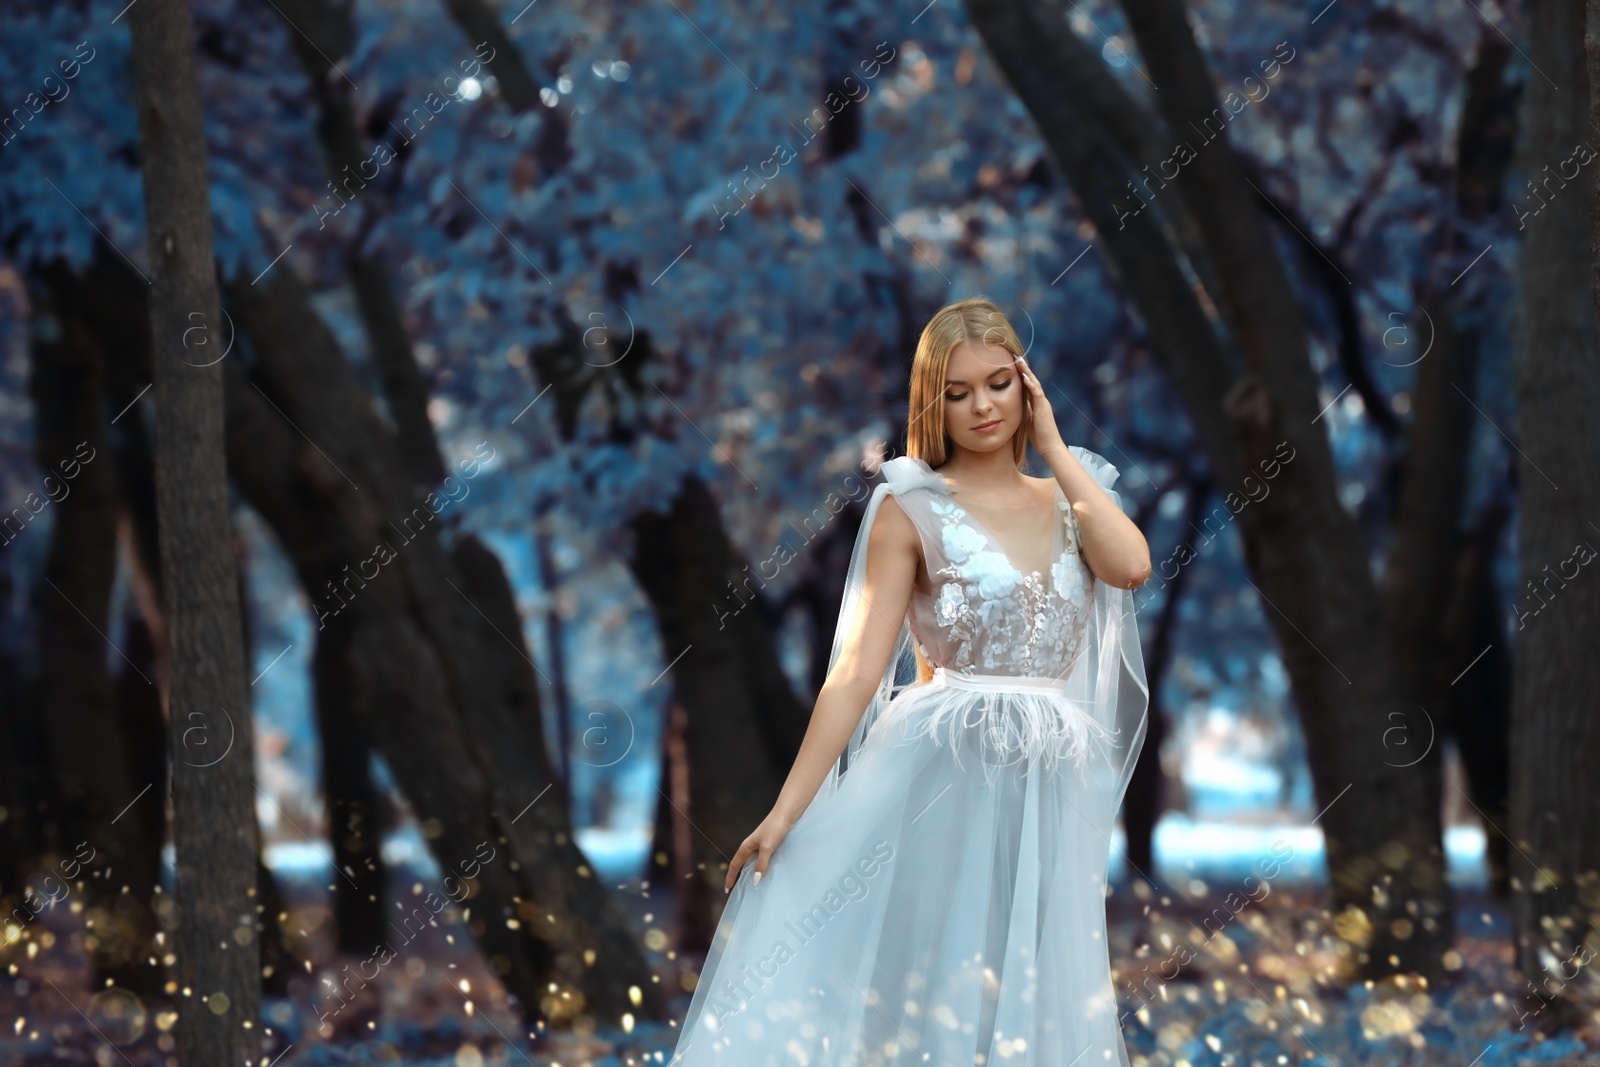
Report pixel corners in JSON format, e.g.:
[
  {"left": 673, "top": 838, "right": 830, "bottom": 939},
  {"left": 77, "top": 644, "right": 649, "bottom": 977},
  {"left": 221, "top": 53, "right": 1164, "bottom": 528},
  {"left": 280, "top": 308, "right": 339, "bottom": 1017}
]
[{"left": 723, "top": 493, "right": 921, "bottom": 891}]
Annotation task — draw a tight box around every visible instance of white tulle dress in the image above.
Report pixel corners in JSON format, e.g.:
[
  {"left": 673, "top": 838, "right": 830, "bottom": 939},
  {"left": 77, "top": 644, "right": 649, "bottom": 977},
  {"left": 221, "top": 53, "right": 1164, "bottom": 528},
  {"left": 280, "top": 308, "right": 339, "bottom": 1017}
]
[{"left": 669, "top": 447, "right": 1149, "bottom": 1067}]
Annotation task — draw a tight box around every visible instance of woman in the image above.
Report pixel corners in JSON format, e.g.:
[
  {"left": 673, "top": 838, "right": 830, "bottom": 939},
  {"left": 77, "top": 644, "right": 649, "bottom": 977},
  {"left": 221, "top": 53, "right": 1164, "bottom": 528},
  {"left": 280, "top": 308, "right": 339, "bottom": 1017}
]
[{"left": 668, "top": 297, "right": 1152, "bottom": 1067}]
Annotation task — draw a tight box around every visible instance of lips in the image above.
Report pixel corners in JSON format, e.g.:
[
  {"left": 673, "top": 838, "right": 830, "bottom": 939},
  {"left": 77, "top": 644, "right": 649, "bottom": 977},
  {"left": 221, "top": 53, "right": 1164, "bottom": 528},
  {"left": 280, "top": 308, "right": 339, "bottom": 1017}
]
[{"left": 973, "top": 419, "right": 1003, "bottom": 432}]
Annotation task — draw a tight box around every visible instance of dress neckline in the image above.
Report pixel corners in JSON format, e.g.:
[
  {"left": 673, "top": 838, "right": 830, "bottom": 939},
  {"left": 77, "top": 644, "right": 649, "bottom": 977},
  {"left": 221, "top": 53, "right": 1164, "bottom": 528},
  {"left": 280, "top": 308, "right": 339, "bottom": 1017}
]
[{"left": 942, "top": 481, "right": 1064, "bottom": 579}]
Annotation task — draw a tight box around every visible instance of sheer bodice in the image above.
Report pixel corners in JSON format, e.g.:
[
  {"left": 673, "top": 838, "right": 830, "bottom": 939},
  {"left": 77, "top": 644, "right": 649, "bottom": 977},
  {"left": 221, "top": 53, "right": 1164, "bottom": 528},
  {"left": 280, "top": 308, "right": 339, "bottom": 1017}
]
[
  {"left": 890, "top": 458, "right": 1094, "bottom": 679},
  {"left": 815, "top": 445, "right": 1148, "bottom": 805}
]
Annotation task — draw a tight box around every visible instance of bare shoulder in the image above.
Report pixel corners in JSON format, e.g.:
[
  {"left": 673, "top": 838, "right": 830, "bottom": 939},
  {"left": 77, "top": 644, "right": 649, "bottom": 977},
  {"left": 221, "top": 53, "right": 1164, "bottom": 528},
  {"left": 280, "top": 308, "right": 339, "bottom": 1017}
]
[
  {"left": 1025, "top": 474, "right": 1060, "bottom": 500},
  {"left": 872, "top": 494, "right": 921, "bottom": 557}
]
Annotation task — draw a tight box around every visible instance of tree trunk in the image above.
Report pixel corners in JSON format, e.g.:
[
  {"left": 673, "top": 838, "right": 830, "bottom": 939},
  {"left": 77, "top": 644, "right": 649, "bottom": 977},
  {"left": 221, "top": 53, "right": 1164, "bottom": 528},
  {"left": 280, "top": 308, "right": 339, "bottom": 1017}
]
[
  {"left": 0, "top": 618, "right": 49, "bottom": 908},
  {"left": 1442, "top": 500, "right": 1514, "bottom": 898},
  {"left": 527, "top": 322, "right": 811, "bottom": 932},
  {"left": 346, "top": 254, "right": 447, "bottom": 493},
  {"left": 438, "top": 0, "right": 544, "bottom": 113},
  {"left": 776, "top": 495, "right": 865, "bottom": 699},
  {"left": 221, "top": 265, "right": 662, "bottom": 1026},
  {"left": 128, "top": 1, "right": 261, "bottom": 1062},
  {"left": 313, "top": 624, "right": 389, "bottom": 958},
  {"left": 42, "top": 246, "right": 662, "bottom": 1028},
  {"left": 650, "top": 699, "right": 715, "bottom": 952},
  {"left": 627, "top": 477, "right": 786, "bottom": 938},
  {"left": 1372, "top": 285, "right": 1465, "bottom": 951},
  {"left": 964, "top": 0, "right": 1454, "bottom": 977},
  {"left": 532, "top": 517, "right": 573, "bottom": 785},
  {"left": 274, "top": 1, "right": 629, "bottom": 979},
  {"left": 28, "top": 291, "right": 166, "bottom": 993},
  {"left": 1401, "top": 31, "right": 1518, "bottom": 906},
  {"left": 111, "top": 609, "right": 171, "bottom": 977},
  {"left": 1119, "top": 0, "right": 1462, "bottom": 977},
  {"left": 270, "top": 0, "right": 447, "bottom": 498},
  {"left": 1123, "top": 478, "right": 1209, "bottom": 879},
  {"left": 264, "top": 0, "right": 432, "bottom": 956},
  {"left": 1511, "top": 0, "right": 1600, "bottom": 1005}
]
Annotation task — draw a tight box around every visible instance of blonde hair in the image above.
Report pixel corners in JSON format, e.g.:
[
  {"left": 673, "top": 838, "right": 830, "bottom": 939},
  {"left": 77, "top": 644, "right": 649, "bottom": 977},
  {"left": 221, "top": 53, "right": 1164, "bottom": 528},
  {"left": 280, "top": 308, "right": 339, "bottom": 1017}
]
[
  {"left": 902, "top": 297, "right": 1031, "bottom": 684},
  {"left": 906, "top": 296, "right": 1030, "bottom": 470}
]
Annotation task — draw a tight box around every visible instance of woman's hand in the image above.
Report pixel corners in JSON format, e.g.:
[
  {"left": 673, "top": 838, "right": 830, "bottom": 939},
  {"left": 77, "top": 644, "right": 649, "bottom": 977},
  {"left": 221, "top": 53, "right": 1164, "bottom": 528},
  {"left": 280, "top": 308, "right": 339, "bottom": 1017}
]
[
  {"left": 1015, "top": 354, "right": 1067, "bottom": 460},
  {"left": 726, "top": 809, "right": 796, "bottom": 892}
]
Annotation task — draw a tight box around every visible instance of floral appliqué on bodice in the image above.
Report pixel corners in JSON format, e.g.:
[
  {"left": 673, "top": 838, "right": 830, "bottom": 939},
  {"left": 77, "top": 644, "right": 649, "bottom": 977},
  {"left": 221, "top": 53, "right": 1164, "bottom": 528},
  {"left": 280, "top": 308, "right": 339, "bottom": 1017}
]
[{"left": 883, "top": 456, "right": 1097, "bottom": 680}]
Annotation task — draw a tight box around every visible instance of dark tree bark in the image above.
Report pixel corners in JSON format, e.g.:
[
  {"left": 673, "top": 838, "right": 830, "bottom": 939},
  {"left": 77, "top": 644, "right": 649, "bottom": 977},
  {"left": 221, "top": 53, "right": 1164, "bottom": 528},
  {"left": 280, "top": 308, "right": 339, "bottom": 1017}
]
[
  {"left": 650, "top": 698, "right": 716, "bottom": 954},
  {"left": 1511, "top": 0, "right": 1600, "bottom": 1003},
  {"left": 964, "top": 0, "right": 1459, "bottom": 977},
  {"left": 1395, "top": 32, "right": 1518, "bottom": 906},
  {"left": 1119, "top": 0, "right": 1464, "bottom": 977},
  {"left": 438, "top": 0, "right": 543, "bottom": 112},
  {"left": 128, "top": 1, "right": 261, "bottom": 1062},
  {"left": 0, "top": 605, "right": 50, "bottom": 907},
  {"left": 45, "top": 247, "right": 662, "bottom": 1028},
  {"left": 28, "top": 296, "right": 165, "bottom": 994},
  {"left": 222, "top": 266, "right": 662, "bottom": 1026},
  {"left": 729, "top": 572, "right": 814, "bottom": 772},
  {"left": 312, "top": 624, "right": 388, "bottom": 958},
  {"left": 818, "top": 0, "right": 870, "bottom": 160},
  {"left": 1441, "top": 499, "right": 1514, "bottom": 898},
  {"left": 275, "top": 0, "right": 624, "bottom": 995},
  {"left": 346, "top": 255, "right": 446, "bottom": 492},
  {"left": 775, "top": 496, "right": 866, "bottom": 699},
  {"left": 266, "top": 0, "right": 430, "bottom": 958},
  {"left": 1122, "top": 477, "right": 1209, "bottom": 879},
  {"left": 13, "top": 253, "right": 172, "bottom": 993},
  {"left": 270, "top": 0, "right": 446, "bottom": 497},
  {"left": 1372, "top": 284, "right": 1466, "bottom": 952},
  {"left": 104, "top": 376, "right": 171, "bottom": 921},
  {"left": 110, "top": 610, "right": 171, "bottom": 976},
  {"left": 527, "top": 320, "right": 810, "bottom": 938},
  {"left": 42, "top": 238, "right": 302, "bottom": 1002},
  {"left": 532, "top": 517, "right": 573, "bottom": 784},
  {"left": 628, "top": 478, "right": 786, "bottom": 945}
]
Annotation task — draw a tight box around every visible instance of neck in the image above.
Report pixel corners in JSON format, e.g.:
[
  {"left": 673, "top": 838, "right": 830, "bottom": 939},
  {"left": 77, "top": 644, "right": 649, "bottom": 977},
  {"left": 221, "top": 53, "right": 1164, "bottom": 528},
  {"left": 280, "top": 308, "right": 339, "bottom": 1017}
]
[{"left": 938, "top": 438, "right": 1025, "bottom": 486}]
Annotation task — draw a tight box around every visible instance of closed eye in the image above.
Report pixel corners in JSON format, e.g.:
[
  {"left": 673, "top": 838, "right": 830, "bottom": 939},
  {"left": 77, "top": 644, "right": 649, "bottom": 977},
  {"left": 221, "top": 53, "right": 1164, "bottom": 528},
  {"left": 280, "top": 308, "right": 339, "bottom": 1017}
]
[{"left": 945, "top": 376, "right": 1013, "bottom": 402}]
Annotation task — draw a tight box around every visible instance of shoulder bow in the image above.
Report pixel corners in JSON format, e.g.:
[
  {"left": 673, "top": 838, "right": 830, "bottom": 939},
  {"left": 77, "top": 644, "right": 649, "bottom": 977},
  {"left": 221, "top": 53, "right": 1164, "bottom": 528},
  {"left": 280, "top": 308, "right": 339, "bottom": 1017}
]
[
  {"left": 1066, "top": 445, "right": 1121, "bottom": 493},
  {"left": 878, "top": 455, "right": 956, "bottom": 496}
]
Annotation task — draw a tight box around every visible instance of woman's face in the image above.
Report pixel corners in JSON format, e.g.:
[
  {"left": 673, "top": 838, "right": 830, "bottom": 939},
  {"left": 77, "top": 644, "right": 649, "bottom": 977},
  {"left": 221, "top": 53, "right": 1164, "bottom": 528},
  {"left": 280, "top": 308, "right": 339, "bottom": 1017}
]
[{"left": 942, "top": 339, "right": 1024, "bottom": 456}]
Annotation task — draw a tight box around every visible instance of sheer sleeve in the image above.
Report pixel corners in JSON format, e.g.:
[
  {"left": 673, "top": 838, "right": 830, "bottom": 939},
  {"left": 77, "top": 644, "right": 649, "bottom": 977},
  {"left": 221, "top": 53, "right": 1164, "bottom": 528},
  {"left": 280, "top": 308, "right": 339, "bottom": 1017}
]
[
  {"left": 1059, "top": 445, "right": 1150, "bottom": 809},
  {"left": 808, "top": 457, "right": 949, "bottom": 811}
]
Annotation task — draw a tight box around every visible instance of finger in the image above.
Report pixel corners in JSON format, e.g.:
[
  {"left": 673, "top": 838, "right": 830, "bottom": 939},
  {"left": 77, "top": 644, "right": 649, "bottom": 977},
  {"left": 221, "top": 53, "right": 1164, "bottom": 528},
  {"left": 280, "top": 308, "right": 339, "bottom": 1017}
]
[
  {"left": 725, "top": 840, "right": 753, "bottom": 892},
  {"left": 753, "top": 842, "right": 772, "bottom": 886},
  {"left": 1015, "top": 356, "right": 1042, "bottom": 391}
]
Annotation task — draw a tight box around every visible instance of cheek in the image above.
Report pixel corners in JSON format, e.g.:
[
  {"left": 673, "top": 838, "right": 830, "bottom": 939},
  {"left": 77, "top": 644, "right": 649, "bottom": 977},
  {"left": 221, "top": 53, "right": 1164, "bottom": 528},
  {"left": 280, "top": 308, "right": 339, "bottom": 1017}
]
[{"left": 985, "top": 384, "right": 1022, "bottom": 422}]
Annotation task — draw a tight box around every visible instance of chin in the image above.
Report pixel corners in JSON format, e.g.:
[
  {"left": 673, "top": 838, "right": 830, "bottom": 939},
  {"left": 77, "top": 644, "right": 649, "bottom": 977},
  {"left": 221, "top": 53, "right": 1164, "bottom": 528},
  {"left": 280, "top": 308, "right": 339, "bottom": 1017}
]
[{"left": 950, "top": 427, "right": 1018, "bottom": 454}]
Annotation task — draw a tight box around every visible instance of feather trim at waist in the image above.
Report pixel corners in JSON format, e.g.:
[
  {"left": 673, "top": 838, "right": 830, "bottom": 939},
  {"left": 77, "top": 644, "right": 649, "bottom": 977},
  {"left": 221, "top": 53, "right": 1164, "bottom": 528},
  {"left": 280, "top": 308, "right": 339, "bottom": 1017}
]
[{"left": 875, "top": 666, "right": 1118, "bottom": 782}]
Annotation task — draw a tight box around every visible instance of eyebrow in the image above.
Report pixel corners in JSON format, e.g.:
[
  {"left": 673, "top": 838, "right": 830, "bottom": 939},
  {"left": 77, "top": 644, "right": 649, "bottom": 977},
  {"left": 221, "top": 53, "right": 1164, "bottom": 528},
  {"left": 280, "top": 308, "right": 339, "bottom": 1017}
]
[{"left": 944, "top": 365, "right": 1014, "bottom": 386}]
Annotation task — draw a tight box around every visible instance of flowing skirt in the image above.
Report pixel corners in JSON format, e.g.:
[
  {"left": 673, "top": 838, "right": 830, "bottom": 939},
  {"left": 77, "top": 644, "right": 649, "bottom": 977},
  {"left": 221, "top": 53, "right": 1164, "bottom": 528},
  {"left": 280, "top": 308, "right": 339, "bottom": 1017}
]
[{"left": 668, "top": 669, "right": 1130, "bottom": 1067}]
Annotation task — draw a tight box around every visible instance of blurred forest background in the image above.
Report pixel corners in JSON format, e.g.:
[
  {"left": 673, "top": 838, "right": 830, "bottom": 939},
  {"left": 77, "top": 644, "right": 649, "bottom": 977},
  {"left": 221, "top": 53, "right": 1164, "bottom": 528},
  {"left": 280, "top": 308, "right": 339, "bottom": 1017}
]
[{"left": 0, "top": 0, "right": 1597, "bottom": 1064}]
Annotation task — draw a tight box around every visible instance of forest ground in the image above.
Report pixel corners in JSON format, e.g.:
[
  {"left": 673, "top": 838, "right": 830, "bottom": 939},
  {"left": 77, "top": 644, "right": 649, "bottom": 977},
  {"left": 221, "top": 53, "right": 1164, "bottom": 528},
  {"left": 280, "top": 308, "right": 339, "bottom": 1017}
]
[{"left": 4, "top": 861, "right": 1597, "bottom": 1067}]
